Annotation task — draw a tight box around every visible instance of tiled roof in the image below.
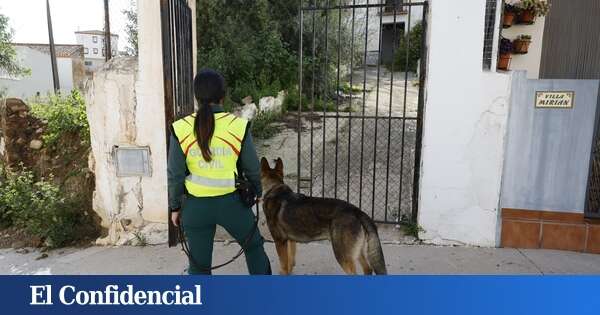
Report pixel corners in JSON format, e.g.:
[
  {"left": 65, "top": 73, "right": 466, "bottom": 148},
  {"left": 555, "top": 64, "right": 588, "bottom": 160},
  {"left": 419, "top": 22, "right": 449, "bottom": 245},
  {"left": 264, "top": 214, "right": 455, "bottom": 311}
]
[{"left": 13, "top": 43, "right": 84, "bottom": 58}]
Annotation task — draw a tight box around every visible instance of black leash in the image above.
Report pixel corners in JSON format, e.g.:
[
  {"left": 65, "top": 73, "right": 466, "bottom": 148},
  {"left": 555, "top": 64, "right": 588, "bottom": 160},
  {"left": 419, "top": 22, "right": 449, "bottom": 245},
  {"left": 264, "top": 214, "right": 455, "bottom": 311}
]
[{"left": 177, "top": 203, "right": 259, "bottom": 272}]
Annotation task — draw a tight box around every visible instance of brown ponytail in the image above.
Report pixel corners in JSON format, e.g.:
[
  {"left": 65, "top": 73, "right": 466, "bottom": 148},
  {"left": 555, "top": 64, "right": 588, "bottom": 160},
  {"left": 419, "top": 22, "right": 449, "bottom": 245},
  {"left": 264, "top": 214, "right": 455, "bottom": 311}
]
[{"left": 193, "top": 69, "right": 226, "bottom": 162}]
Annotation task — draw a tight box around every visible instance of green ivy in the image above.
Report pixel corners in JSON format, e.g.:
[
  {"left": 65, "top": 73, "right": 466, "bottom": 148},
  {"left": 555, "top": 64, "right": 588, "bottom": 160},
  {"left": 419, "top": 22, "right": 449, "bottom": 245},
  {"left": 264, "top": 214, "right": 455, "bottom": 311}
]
[{"left": 30, "top": 90, "right": 90, "bottom": 149}]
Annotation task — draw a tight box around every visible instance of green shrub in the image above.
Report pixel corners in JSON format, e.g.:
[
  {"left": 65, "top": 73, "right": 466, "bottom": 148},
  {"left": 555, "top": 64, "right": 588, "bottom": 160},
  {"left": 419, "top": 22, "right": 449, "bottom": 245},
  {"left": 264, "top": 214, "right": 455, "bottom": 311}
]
[
  {"left": 0, "top": 163, "right": 13, "bottom": 228},
  {"left": 30, "top": 90, "right": 89, "bottom": 149},
  {"left": 283, "top": 86, "right": 345, "bottom": 113},
  {"left": 230, "top": 79, "right": 283, "bottom": 106},
  {"left": 0, "top": 168, "right": 79, "bottom": 247},
  {"left": 222, "top": 96, "right": 236, "bottom": 113},
  {"left": 340, "top": 82, "right": 364, "bottom": 95},
  {"left": 251, "top": 111, "right": 283, "bottom": 140},
  {"left": 391, "top": 22, "right": 423, "bottom": 73}
]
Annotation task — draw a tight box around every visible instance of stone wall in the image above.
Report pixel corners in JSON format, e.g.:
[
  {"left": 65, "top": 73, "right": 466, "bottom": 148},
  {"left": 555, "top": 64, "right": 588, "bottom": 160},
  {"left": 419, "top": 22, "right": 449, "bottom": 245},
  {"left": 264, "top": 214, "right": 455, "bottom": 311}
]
[
  {"left": 0, "top": 97, "right": 100, "bottom": 242},
  {"left": 0, "top": 98, "right": 45, "bottom": 170}
]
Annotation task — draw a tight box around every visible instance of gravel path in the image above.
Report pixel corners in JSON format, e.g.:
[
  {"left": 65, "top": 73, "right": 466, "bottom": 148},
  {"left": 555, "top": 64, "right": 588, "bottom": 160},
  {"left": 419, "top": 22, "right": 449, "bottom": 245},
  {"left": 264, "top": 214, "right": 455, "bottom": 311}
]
[{"left": 257, "top": 67, "right": 420, "bottom": 222}]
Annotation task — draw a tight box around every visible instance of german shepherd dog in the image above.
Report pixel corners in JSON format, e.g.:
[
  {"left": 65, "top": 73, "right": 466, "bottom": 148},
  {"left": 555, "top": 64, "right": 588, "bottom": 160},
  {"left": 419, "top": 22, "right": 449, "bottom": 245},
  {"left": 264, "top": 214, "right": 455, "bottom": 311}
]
[{"left": 260, "top": 158, "right": 387, "bottom": 275}]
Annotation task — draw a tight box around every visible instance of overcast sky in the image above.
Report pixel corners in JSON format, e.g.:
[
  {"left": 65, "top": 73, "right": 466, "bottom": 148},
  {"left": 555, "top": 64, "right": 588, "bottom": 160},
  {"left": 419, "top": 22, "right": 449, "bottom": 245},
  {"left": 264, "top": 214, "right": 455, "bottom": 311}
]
[{"left": 0, "top": 0, "right": 132, "bottom": 51}]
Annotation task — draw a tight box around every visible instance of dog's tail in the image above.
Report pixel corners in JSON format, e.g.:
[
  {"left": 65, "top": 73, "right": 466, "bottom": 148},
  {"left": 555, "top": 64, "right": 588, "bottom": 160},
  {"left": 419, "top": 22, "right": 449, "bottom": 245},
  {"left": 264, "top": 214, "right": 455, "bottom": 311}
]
[{"left": 357, "top": 211, "right": 387, "bottom": 275}]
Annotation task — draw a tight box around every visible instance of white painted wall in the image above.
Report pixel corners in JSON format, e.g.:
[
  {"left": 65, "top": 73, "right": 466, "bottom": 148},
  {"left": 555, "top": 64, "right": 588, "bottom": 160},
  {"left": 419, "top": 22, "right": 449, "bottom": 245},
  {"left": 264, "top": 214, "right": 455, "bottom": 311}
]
[
  {"left": 417, "top": 0, "right": 512, "bottom": 247},
  {"left": 380, "top": 3, "right": 423, "bottom": 29},
  {"left": 86, "top": 0, "right": 196, "bottom": 245},
  {"left": 364, "top": 0, "right": 423, "bottom": 52},
  {"left": 134, "top": 0, "right": 170, "bottom": 224},
  {"left": 502, "top": 17, "right": 545, "bottom": 79},
  {"left": 0, "top": 46, "right": 75, "bottom": 99},
  {"left": 86, "top": 57, "right": 141, "bottom": 230}
]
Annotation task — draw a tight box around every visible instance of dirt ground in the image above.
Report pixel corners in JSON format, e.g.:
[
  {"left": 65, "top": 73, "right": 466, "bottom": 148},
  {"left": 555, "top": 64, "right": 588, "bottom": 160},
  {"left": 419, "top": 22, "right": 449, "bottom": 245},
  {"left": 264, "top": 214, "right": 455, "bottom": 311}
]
[{"left": 256, "top": 67, "right": 419, "bottom": 223}]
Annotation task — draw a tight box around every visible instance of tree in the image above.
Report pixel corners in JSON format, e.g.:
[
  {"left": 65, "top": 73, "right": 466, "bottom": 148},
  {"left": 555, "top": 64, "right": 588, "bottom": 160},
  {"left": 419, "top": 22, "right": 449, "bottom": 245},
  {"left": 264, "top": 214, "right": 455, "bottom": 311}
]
[
  {"left": 392, "top": 22, "right": 423, "bottom": 73},
  {"left": 122, "top": 0, "right": 138, "bottom": 56},
  {"left": 268, "top": 0, "right": 364, "bottom": 99},
  {"left": 196, "top": 0, "right": 296, "bottom": 102},
  {"left": 0, "top": 13, "right": 29, "bottom": 77}
]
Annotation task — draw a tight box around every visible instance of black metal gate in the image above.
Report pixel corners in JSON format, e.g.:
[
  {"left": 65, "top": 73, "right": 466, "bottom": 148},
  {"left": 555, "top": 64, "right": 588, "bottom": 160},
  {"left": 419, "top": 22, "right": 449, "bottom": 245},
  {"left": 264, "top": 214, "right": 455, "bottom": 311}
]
[
  {"left": 295, "top": 0, "right": 427, "bottom": 224},
  {"left": 585, "top": 92, "right": 600, "bottom": 219},
  {"left": 161, "top": 0, "right": 195, "bottom": 126},
  {"left": 161, "top": 0, "right": 195, "bottom": 246}
]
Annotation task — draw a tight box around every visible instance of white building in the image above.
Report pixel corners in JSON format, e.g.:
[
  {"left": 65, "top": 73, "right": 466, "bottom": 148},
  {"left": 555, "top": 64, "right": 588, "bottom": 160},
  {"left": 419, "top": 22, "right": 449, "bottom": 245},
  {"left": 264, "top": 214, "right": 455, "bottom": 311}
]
[
  {"left": 75, "top": 30, "right": 119, "bottom": 73},
  {"left": 0, "top": 43, "right": 85, "bottom": 99},
  {"left": 354, "top": 0, "right": 423, "bottom": 65}
]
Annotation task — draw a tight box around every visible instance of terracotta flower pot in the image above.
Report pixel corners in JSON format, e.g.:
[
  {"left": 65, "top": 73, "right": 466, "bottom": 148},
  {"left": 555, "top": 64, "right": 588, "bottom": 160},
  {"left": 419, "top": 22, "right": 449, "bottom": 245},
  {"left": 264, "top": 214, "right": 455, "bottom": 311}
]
[
  {"left": 518, "top": 9, "right": 536, "bottom": 24},
  {"left": 497, "top": 53, "right": 512, "bottom": 70},
  {"left": 503, "top": 11, "right": 516, "bottom": 28},
  {"left": 513, "top": 39, "right": 532, "bottom": 54}
]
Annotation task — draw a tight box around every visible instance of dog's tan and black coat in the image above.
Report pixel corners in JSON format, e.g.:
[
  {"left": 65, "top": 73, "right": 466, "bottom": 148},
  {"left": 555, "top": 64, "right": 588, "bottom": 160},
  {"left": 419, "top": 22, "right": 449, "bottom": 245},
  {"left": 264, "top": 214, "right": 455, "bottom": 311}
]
[{"left": 261, "top": 158, "right": 387, "bottom": 275}]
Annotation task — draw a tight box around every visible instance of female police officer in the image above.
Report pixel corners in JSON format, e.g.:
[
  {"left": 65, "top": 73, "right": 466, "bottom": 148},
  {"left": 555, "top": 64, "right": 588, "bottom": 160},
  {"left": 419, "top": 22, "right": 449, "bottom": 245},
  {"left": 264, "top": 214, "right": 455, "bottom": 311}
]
[{"left": 168, "top": 69, "right": 271, "bottom": 275}]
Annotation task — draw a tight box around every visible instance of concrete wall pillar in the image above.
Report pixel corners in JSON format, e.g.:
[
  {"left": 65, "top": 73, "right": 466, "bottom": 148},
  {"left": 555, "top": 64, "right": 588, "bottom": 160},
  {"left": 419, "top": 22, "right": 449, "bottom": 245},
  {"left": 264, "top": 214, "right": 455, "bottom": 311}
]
[
  {"left": 86, "top": 0, "right": 197, "bottom": 245},
  {"left": 417, "top": 0, "right": 512, "bottom": 247}
]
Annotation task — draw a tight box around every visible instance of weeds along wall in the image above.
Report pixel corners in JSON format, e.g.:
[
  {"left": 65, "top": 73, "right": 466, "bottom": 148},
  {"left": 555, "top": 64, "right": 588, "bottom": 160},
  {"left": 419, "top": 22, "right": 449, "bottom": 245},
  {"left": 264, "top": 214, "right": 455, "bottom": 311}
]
[{"left": 0, "top": 96, "right": 100, "bottom": 248}]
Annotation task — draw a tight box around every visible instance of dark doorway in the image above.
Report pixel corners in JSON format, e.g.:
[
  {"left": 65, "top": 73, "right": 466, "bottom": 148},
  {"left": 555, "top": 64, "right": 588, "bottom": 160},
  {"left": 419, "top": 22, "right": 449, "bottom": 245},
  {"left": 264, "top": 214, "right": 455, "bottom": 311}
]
[{"left": 381, "top": 22, "right": 405, "bottom": 65}]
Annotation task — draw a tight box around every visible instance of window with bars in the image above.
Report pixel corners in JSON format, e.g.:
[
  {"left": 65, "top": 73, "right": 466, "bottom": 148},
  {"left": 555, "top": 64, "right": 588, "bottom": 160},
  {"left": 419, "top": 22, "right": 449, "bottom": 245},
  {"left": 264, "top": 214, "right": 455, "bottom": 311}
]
[{"left": 482, "top": 0, "right": 498, "bottom": 70}]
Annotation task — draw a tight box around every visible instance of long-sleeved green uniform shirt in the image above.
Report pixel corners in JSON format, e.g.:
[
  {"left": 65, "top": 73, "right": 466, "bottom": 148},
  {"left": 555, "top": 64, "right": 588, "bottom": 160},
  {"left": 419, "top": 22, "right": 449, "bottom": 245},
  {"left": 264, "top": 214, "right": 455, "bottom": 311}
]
[{"left": 167, "top": 105, "right": 263, "bottom": 210}]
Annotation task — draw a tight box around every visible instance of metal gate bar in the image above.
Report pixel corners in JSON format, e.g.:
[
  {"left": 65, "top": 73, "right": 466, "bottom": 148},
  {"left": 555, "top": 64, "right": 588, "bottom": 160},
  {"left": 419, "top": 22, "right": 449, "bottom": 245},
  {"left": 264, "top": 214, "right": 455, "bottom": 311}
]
[
  {"left": 297, "top": 0, "right": 428, "bottom": 224},
  {"left": 358, "top": 0, "right": 368, "bottom": 210},
  {"left": 413, "top": 2, "right": 428, "bottom": 221},
  {"left": 161, "top": 0, "right": 194, "bottom": 247},
  {"left": 585, "top": 93, "right": 600, "bottom": 219},
  {"left": 161, "top": 0, "right": 194, "bottom": 123},
  {"left": 346, "top": 0, "right": 356, "bottom": 203},
  {"left": 372, "top": 0, "right": 383, "bottom": 219},
  {"left": 301, "top": 1, "right": 427, "bottom": 10}
]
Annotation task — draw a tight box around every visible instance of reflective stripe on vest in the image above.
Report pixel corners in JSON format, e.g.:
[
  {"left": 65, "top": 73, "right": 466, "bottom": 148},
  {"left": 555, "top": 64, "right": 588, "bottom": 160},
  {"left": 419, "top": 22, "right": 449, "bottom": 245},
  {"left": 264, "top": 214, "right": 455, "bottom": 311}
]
[
  {"left": 172, "top": 112, "right": 248, "bottom": 197},
  {"left": 186, "top": 174, "right": 236, "bottom": 188}
]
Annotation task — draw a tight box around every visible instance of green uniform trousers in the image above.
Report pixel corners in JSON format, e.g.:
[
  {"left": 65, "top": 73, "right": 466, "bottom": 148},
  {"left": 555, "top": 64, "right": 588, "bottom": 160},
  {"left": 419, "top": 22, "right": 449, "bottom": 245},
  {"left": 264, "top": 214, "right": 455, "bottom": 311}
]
[{"left": 181, "top": 192, "right": 271, "bottom": 275}]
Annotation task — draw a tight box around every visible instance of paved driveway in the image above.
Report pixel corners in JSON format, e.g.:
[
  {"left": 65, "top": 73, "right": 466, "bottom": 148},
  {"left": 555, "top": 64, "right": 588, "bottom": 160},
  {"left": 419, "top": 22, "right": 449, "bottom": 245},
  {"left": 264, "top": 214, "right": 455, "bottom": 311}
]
[{"left": 2, "top": 243, "right": 600, "bottom": 275}]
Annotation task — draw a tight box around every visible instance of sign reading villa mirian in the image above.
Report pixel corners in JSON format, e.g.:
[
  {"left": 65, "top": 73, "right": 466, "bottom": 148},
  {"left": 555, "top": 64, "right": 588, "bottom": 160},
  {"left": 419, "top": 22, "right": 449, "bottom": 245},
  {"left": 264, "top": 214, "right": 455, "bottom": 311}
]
[{"left": 535, "top": 91, "right": 574, "bottom": 109}]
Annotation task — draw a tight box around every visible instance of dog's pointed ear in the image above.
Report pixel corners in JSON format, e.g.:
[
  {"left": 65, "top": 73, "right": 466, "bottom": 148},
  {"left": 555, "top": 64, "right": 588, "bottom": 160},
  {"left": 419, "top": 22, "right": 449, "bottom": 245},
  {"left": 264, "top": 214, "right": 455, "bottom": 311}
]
[
  {"left": 261, "top": 157, "right": 271, "bottom": 172},
  {"left": 275, "top": 158, "right": 283, "bottom": 176}
]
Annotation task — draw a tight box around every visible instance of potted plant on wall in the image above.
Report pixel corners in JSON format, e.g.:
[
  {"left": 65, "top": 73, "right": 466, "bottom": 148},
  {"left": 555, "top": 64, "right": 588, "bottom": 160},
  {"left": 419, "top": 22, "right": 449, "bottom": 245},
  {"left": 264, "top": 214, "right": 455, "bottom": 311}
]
[
  {"left": 513, "top": 34, "right": 532, "bottom": 54},
  {"left": 497, "top": 38, "right": 513, "bottom": 71},
  {"left": 516, "top": 0, "right": 550, "bottom": 24},
  {"left": 503, "top": 4, "right": 518, "bottom": 28}
]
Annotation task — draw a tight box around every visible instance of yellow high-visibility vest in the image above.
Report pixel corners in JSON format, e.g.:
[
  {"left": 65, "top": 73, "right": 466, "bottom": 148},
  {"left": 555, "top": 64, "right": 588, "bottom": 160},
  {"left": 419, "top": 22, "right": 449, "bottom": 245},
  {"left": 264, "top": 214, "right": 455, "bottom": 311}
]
[{"left": 172, "top": 112, "right": 248, "bottom": 197}]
